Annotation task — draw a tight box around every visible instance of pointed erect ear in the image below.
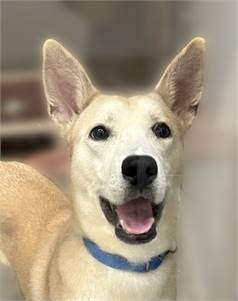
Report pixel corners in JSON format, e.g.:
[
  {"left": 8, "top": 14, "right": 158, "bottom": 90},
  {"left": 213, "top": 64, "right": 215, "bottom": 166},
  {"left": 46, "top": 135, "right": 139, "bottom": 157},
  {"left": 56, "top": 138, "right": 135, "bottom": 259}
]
[
  {"left": 42, "top": 39, "right": 97, "bottom": 133},
  {"left": 155, "top": 37, "right": 206, "bottom": 130}
]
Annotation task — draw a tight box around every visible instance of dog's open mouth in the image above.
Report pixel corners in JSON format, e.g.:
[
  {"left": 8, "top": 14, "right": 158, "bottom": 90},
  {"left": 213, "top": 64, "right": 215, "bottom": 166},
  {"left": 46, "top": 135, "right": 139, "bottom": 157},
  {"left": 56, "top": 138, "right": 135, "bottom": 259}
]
[{"left": 100, "top": 197, "right": 164, "bottom": 244}]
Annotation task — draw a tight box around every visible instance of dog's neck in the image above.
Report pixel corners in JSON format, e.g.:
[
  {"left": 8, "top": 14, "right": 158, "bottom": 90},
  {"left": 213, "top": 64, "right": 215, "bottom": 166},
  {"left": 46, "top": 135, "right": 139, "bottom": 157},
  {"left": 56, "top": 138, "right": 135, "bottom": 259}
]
[{"left": 82, "top": 237, "right": 175, "bottom": 273}]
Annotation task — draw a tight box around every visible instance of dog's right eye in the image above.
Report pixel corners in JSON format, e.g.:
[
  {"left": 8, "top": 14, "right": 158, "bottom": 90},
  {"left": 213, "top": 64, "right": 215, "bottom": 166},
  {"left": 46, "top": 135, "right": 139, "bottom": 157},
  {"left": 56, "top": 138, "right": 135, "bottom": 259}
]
[{"left": 89, "top": 125, "right": 110, "bottom": 141}]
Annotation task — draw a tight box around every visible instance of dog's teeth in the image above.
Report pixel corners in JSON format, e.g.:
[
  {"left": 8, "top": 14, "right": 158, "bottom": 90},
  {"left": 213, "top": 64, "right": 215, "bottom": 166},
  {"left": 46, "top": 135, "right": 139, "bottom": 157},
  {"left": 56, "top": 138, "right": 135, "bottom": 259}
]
[
  {"left": 119, "top": 219, "right": 124, "bottom": 226},
  {"left": 116, "top": 219, "right": 124, "bottom": 228}
]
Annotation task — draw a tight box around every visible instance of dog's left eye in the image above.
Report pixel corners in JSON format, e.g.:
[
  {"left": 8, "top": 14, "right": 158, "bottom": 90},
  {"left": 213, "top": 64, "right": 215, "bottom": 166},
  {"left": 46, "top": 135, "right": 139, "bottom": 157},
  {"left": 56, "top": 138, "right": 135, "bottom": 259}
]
[
  {"left": 89, "top": 125, "right": 110, "bottom": 141},
  {"left": 152, "top": 122, "right": 171, "bottom": 138}
]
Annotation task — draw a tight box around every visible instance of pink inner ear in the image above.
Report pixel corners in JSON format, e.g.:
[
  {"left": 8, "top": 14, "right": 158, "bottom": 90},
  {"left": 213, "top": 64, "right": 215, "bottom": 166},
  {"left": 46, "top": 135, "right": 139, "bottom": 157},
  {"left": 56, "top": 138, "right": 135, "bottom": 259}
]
[
  {"left": 172, "top": 79, "right": 192, "bottom": 115},
  {"left": 60, "top": 81, "right": 79, "bottom": 116},
  {"left": 170, "top": 63, "right": 201, "bottom": 118},
  {"left": 50, "top": 69, "right": 80, "bottom": 121}
]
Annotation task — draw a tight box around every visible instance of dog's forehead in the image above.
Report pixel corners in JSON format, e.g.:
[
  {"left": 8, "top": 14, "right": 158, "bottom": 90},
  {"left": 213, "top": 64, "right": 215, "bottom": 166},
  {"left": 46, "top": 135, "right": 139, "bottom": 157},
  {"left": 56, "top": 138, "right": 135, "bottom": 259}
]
[{"left": 87, "top": 93, "right": 170, "bottom": 121}]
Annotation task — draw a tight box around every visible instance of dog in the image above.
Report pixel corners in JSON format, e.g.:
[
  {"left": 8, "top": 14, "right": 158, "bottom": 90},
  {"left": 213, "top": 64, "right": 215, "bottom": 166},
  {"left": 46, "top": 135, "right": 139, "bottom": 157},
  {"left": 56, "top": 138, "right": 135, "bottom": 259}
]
[{"left": 0, "top": 37, "right": 205, "bottom": 300}]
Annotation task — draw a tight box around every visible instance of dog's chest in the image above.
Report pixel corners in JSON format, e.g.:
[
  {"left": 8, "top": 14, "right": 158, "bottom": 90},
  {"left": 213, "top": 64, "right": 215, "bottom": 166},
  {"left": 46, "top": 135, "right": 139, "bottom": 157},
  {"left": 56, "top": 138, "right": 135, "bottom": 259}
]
[
  {"left": 55, "top": 244, "right": 176, "bottom": 301},
  {"left": 72, "top": 269, "right": 175, "bottom": 301}
]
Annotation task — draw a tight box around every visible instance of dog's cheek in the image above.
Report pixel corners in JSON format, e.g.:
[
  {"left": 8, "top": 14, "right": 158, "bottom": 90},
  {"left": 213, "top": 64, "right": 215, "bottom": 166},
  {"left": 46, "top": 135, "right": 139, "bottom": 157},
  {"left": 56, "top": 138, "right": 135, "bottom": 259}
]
[
  {"left": 152, "top": 159, "right": 166, "bottom": 203},
  {"left": 71, "top": 144, "right": 103, "bottom": 192}
]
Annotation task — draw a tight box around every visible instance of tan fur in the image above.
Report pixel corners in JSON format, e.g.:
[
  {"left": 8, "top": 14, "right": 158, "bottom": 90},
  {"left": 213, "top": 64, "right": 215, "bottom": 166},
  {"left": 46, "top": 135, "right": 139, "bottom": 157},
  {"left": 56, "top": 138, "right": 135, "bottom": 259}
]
[
  {"left": 0, "top": 162, "right": 71, "bottom": 300},
  {"left": 0, "top": 37, "right": 205, "bottom": 300}
]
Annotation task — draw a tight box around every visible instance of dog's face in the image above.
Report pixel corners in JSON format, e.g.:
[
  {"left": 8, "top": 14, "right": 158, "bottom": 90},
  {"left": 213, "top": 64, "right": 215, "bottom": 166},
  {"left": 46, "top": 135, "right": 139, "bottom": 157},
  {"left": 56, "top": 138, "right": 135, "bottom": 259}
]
[
  {"left": 43, "top": 38, "right": 205, "bottom": 258},
  {"left": 69, "top": 93, "right": 183, "bottom": 246}
]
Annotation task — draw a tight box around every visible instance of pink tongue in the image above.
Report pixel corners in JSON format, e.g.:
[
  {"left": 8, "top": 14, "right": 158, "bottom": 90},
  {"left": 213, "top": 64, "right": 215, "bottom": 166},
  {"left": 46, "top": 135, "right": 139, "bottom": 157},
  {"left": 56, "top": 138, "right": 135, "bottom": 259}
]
[{"left": 116, "top": 198, "right": 154, "bottom": 234}]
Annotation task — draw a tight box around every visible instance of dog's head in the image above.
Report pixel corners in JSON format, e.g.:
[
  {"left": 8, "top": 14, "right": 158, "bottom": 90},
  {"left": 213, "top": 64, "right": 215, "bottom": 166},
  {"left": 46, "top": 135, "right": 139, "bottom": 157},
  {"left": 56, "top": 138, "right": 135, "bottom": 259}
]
[{"left": 43, "top": 38, "right": 205, "bottom": 259}]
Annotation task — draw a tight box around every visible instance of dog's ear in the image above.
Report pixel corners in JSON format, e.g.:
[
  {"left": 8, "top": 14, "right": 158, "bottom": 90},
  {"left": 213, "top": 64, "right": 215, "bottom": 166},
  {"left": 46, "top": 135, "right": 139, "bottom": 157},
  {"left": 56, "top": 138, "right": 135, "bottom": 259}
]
[
  {"left": 43, "top": 39, "right": 97, "bottom": 133},
  {"left": 155, "top": 37, "right": 206, "bottom": 130}
]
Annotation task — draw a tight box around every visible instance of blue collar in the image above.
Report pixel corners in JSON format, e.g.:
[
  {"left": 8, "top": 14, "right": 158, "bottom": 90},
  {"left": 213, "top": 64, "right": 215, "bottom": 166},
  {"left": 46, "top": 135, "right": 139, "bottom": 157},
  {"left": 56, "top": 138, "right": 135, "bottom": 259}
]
[{"left": 83, "top": 238, "right": 171, "bottom": 273}]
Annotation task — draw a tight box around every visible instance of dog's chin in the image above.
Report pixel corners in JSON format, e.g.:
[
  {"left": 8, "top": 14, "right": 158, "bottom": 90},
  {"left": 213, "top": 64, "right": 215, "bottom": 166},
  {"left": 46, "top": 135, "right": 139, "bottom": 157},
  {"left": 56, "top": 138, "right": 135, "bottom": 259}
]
[{"left": 99, "top": 196, "right": 164, "bottom": 245}]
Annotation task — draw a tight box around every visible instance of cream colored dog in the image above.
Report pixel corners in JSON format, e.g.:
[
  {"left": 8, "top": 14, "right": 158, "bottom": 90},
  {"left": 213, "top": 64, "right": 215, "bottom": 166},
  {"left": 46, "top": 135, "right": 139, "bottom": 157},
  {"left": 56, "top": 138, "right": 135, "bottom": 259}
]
[{"left": 0, "top": 37, "right": 205, "bottom": 301}]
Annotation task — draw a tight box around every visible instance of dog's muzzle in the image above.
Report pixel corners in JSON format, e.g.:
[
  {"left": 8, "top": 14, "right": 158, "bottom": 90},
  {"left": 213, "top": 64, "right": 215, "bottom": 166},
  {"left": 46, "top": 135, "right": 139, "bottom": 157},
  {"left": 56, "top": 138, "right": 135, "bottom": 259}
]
[{"left": 99, "top": 156, "right": 164, "bottom": 244}]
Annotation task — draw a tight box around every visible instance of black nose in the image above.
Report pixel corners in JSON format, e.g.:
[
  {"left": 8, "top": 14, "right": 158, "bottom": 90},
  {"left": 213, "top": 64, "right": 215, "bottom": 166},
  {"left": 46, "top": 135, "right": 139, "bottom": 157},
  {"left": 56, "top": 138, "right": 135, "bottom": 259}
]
[{"left": 121, "top": 155, "right": 158, "bottom": 191}]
